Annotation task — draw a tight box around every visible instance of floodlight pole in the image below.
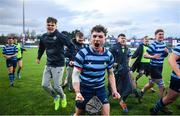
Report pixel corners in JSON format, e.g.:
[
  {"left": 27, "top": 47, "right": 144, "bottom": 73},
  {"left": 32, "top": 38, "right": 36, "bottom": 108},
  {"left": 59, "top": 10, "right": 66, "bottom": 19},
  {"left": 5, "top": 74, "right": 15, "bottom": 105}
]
[{"left": 22, "top": 0, "right": 25, "bottom": 46}]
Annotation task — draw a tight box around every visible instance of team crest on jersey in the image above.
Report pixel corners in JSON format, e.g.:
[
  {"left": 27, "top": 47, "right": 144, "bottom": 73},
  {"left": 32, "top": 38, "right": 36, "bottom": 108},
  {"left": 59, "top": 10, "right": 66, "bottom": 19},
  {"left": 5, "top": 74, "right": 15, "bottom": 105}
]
[
  {"left": 88, "top": 62, "right": 92, "bottom": 64},
  {"left": 104, "top": 62, "right": 107, "bottom": 66},
  {"left": 53, "top": 36, "right": 57, "bottom": 40}
]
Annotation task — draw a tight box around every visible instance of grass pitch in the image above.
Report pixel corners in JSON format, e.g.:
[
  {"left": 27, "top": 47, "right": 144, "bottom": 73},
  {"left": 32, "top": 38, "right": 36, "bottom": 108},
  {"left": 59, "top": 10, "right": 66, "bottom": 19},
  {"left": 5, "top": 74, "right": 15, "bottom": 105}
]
[{"left": 0, "top": 48, "right": 179, "bottom": 115}]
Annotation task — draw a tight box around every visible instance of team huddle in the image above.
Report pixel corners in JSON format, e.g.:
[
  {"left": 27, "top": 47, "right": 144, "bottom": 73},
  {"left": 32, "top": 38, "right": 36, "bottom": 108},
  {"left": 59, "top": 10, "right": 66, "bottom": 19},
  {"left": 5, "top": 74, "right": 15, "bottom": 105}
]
[{"left": 2, "top": 17, "right": 180, "bottom": 115}]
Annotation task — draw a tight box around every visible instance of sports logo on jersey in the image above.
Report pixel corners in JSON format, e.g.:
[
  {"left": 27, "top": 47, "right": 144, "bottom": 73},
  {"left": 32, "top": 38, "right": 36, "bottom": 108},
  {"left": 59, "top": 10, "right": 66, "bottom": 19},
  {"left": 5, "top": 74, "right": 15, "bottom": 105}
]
[
  {"left": 88, "top": 62, "right": 92, "bottom": 64},
  {"left": 103, "top": 98, "right": 108, "bottom": 103},
  {"left": 104, "top": 62, "right": 107, "bottom": 66},
  {"left": 53, "top": 36, "right": 57, "bottom": 40}
]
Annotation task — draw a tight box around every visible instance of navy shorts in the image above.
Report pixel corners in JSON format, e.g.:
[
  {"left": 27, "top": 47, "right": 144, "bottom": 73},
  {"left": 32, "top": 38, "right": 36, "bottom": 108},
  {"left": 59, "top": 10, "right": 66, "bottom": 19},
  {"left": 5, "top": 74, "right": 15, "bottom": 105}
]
[
  {"left": 76, "top": 86, "right": 109, "bottom": 110},
  {"left": 150, "top": 65, "right": 163, "bottom": 79},
  {"left": 169, "top": 77, "right": 180, "bottom": 93},
  {"left": 138, "top": 63, "right": 151, "bottom": 76},
  {"left": 6, "top": 59, "right": 17, "bottom": 68}
]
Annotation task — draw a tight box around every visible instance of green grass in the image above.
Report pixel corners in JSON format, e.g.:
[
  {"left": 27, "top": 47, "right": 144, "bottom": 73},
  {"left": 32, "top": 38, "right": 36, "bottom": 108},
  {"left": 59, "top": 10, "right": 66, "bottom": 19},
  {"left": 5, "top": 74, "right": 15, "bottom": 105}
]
[{"left": 0, "top": 48, "right": 179, "bottom": 115}]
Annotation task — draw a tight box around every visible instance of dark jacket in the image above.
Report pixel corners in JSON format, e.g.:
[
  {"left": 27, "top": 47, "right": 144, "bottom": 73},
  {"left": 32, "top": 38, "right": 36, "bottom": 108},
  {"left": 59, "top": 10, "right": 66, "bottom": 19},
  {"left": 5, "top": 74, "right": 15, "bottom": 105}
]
[
  {"left": 131, "top": 43, "right": 144, "bottom": 72},
  {"left": 65, "top": 39, "right": 88, "bottom": 66},
  {"left": 109, "top": 43, "right": 130, "bottom": 77},
  {"left": 37, "top": 29, "right": 75, "bottom": 67},
  {"left": 109, "top": 43, "right": 133, "bottom": 97}
]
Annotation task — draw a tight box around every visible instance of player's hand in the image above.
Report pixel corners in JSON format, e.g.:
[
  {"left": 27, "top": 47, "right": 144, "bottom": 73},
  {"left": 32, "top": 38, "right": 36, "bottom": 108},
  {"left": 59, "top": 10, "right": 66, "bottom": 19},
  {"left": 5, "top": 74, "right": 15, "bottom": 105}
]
[
  {"left": 36, "top": 59, "right": 40, "bottom": 64},
  {"left": 153, "top": 54, "right": 161, "bottom": 59},
  {"left": 75, "top": 92, "right": 84, "bottom": 102},
  {"left": 112, "top": 91, "right": 121, "bottom": 100},
  {"left": 176, "top": 72, "right": 180, "bottom": 79},
  {"left": 5, "top": 55, "right": 11, "bottom": 59},
  {"left": 164, "top": 47, "right": 169, "bottom": 53},
  {"left": 69, "top": 61, "right": 74, "bottom": 66}
]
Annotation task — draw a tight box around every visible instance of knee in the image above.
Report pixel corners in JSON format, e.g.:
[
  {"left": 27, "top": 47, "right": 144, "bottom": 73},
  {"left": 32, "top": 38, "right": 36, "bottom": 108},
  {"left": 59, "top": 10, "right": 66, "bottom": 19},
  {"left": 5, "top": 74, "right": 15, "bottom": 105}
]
[
  {"left": 163, "top": 97, "right": 174, "bottom": 105},
  {"left": 101, "top": 104, "right": 110, "bottom": 115}
]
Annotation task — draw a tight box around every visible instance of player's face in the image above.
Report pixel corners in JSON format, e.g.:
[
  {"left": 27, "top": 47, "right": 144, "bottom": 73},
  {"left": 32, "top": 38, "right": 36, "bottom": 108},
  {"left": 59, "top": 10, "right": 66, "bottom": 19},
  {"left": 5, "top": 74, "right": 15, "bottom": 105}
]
[
  {"left": 90, "top": 31, "right": 105, "bottom": 51},
  {"left": 76, "top": 36, "right": 84, "bottom": 44},
  {"left": 155, "top": 31, "right": 164, "bottom": 42},
  {"left": 118, "top": 36, "right": 126, "bottom": 45},
  {"left": 143, "top": 38, "right": 149, "bottom": 45},
  {"left": 8, "top": 38, "right": 14, "bottom": 44},
  {"left": 46, "top": 22, "right": 57, "bottom": 33}
]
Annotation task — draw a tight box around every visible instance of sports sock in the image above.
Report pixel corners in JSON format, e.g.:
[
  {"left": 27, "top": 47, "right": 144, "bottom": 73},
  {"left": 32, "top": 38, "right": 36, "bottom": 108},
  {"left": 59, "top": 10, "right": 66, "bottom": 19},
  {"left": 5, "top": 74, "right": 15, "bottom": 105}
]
[
  {"left": 9, "top": 73, "right": 14, "bottom": 83},
  {"left": 152, "top": 98, "right": 165, "bottom": 113}
]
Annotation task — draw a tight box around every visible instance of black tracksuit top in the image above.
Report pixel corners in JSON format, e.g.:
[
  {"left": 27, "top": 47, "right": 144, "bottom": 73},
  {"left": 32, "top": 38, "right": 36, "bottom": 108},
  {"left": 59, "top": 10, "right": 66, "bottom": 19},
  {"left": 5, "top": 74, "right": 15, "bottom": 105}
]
[{"left": 37, "top": 29, "right": 75, "bottom": 67}]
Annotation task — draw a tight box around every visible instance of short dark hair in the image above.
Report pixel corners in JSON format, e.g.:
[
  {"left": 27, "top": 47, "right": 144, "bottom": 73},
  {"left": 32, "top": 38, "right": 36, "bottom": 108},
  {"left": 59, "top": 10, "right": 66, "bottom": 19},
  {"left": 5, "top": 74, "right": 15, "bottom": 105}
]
[
  {"left": 47, "top": 17, "right": 57, "bottom": 24},
  {"left": 76, "top": 31, "right": 84, "bottom": 38},
  {"left": 7, "top": 36, "right": 14, "bottom": 40},
  {"left": 118, "top": 33, "right": 126, "bottom": 38},
  {"left": 155, "top": 29, "right": 164, "bottom": 35},
  {"left": 7, "top": 34, "right": 16, "bottom": 40},
  {"left": 143, "top": 36, "right": 148, "bottom": 39},
  {"left": 91, "top": 25, "right": 108, "bottom": 36}
]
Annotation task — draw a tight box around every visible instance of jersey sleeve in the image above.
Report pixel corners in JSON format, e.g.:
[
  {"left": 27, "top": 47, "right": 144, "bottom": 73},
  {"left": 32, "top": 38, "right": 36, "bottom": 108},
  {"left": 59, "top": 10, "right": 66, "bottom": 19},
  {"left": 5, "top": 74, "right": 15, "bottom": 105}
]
[
  {"left": 173, "top": 44, "right": 180, "bottom": 56},
  {"left": 37, "top": 36, "right": 45, "bottom": 60},
  {"left": 2, "top": 46, "right": 6, "bottom": 54},
  {"left": 147, "top": 43, "right": 155, "bottom": 54},
  {"left": 74, "top": 49, "right": 85, "bottom": 69},
  {"left": 107, "top": 51, "right": 114, "bottom": 69}
]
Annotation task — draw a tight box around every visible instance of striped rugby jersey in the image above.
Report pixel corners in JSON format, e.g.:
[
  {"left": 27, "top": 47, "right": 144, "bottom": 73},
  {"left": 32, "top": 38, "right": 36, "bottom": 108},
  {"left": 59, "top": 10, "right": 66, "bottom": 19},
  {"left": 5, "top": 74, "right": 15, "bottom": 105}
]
[
  {"left": 2, "top": 44, "right": 18, "bottom": 60},
  {"left": 74, "top": 45, "right": 114, "bottom": 89},
  {"left": 147, "top": 40, "right": 168, "bottom": 66},
  {"left": 171, "top": 44, "right": 180, "bottom": 80}
]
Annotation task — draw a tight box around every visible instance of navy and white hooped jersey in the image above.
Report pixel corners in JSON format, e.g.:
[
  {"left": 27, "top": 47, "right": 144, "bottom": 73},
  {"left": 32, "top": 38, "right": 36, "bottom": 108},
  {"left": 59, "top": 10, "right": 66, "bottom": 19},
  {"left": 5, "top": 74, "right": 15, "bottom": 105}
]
[
  {"left": 2, "top": 44, "right": 18, "bottom": 60},
  {"left": 147, "top": 40, "right": 167, "bottom": 66},
  {"left": 171, "top": 44, "right": 180, "bottom": 80},
  {"left": 74, "top": 46, "right": 114, "bottom": 89}
]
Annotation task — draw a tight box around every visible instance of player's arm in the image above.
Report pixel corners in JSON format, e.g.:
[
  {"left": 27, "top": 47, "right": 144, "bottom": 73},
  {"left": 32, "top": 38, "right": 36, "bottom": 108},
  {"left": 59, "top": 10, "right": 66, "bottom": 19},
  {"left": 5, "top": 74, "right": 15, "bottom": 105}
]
[
  {"left": 107, "top": 68, "right": 120, "bottom": 99},
  {"left": 131, "top": 45, "right": 141, "bottom": 59},
  {"left": 72, "top": 67, "right": 84, "bottom": 101},
  {"left": 36, "top": 38, "right": 45, "bottom": 64},
  {"left": 3, "top": 54, "right": 10, "bottom": 59},
  {"left": 2, "top": 47, "right": 8, "bottom": 59},
  {"left": 72, "top": 67, "right": 81, "bottom": 93},
  {"left": 163, "top": 47, "right": 169, "bottom": 57},
  {"left": 3, "top": 53, "right": 17, "bottom": 59},
  {"left": 144, "top": 44, "right": 161, "bottom": 59},
  {"left": 10, "top": 53, "right": 17, "bottom": 58},
  {"left": 168, "top": 53, "right": 180, "bottom": 79},
  {"left": 144, "top": 52, "right": 160, "bottom": 59}
]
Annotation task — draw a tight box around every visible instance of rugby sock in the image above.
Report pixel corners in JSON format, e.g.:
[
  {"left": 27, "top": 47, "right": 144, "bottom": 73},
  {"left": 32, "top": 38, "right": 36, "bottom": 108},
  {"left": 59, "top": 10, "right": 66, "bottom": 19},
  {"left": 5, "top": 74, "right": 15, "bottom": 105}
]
[
  {"left": 13, "top": 70, "right": 15, "bottom": 79},
  {"left": 9, "top": 73, "right": 14, "bottom": 83},
  {"left": 152, "top": 98, "right": 165, "bottom": 113}
]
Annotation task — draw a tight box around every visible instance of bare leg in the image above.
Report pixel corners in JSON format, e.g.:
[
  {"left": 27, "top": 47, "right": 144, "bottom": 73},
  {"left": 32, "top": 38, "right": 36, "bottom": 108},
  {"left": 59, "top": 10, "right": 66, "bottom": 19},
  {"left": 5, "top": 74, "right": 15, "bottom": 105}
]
[
  {"left": 101, "top": 103, "right": 110, "bottom": 115},
  {"left": 74, "top": 108, "right": 85, "bottom": 116},
  {"left": 141, "top": 82, "right": 154, "bottom": 93}
]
